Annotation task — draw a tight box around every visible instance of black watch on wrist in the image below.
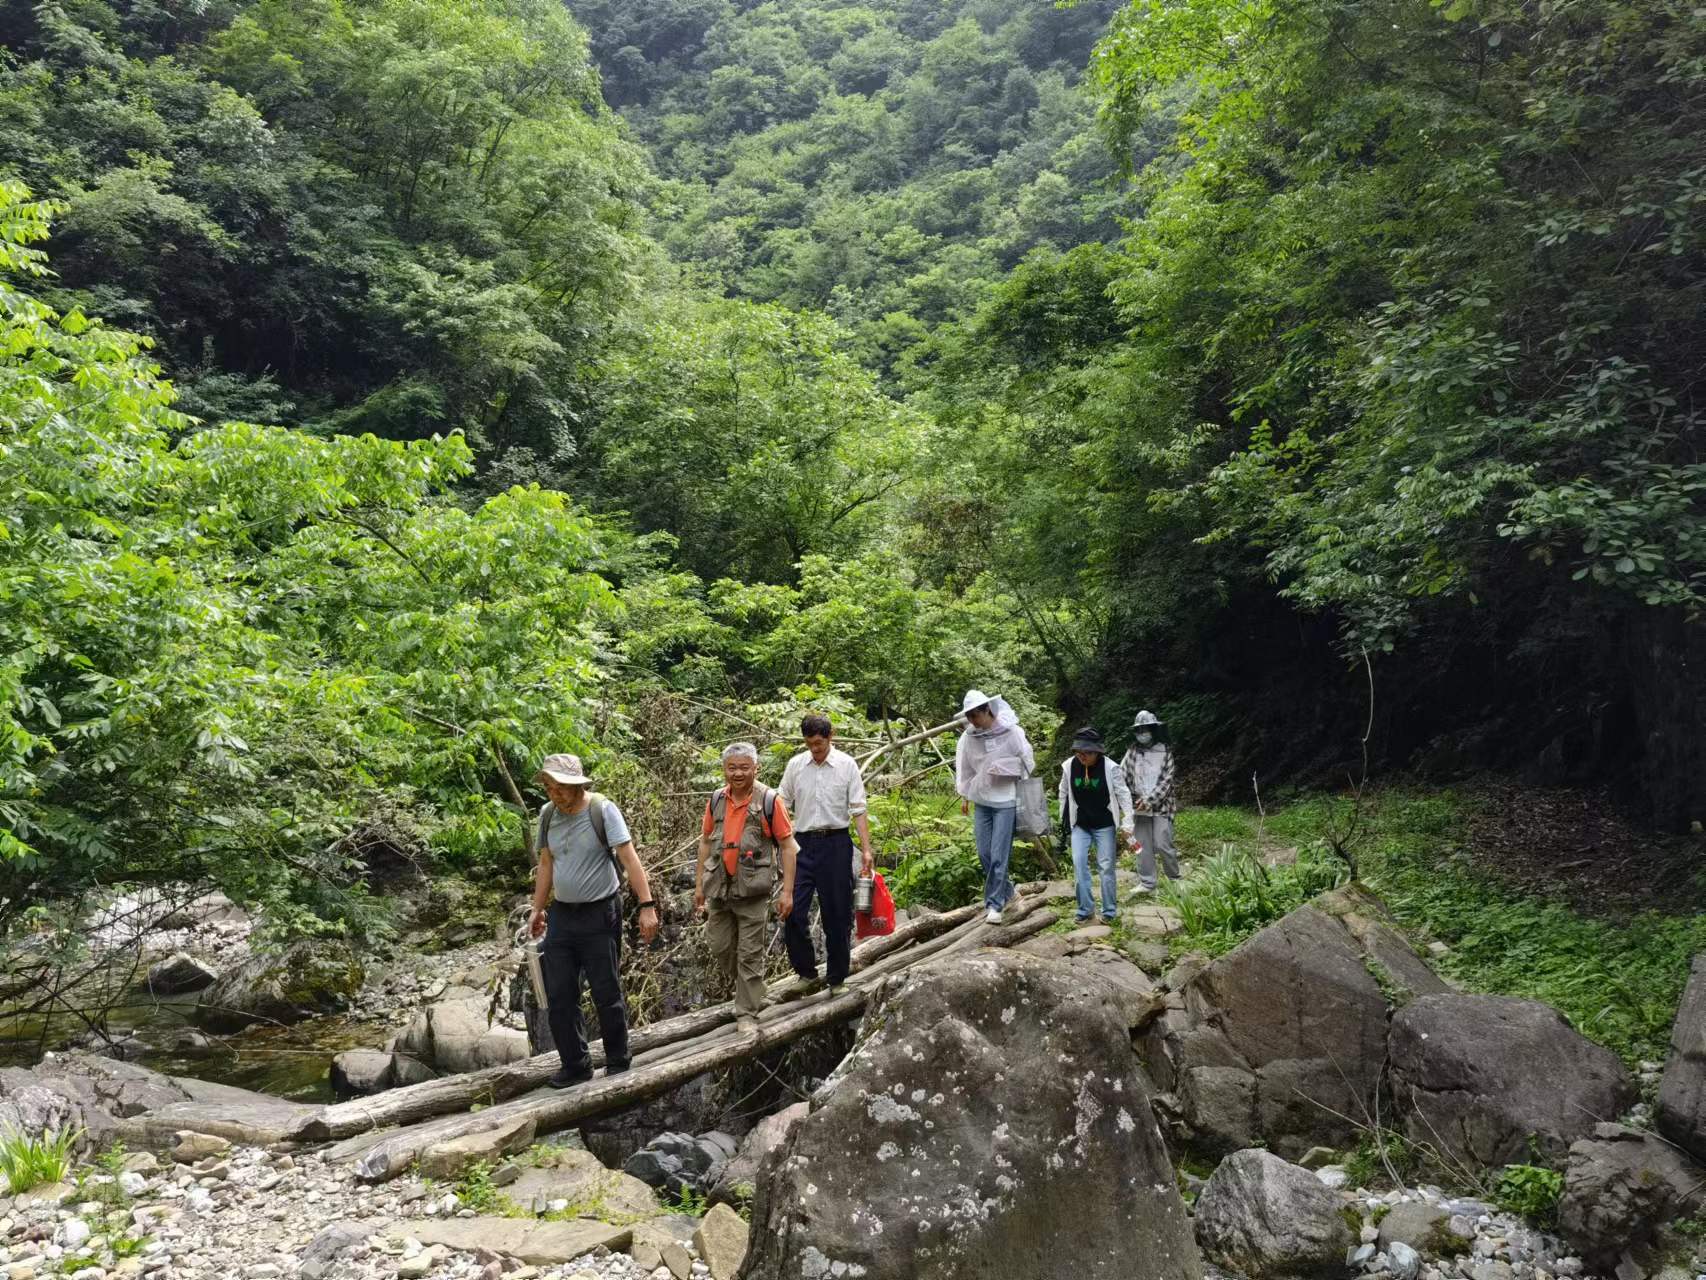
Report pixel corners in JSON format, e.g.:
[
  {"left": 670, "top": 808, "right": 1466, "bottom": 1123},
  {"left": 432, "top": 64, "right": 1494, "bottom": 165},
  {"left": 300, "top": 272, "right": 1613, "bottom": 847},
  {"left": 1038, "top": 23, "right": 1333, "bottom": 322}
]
[{"left": 637, "top": 900, "right": 656, "bottom": 912}]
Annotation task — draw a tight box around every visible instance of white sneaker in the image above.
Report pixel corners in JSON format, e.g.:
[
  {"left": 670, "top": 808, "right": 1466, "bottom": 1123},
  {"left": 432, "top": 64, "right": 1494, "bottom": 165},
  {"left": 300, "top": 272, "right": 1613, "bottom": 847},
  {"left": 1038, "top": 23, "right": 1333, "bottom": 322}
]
[{"left": 985, "top": 908, "right": 1003, "bottom": 924}]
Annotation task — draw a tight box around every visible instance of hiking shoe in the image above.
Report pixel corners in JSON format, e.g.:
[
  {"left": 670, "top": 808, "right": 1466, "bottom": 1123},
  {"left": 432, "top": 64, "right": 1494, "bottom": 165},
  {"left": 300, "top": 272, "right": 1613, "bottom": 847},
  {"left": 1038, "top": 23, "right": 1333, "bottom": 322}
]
[
  {"left": 985, "top": 908, "right": 1003, "bottom": 924},
  {"left": 604, "top": 1059, "right": 631, "bottom": 1077},
  {"left": 826, "top": 982, "right": 848, "bottom": 998},
  {"left": 548, "top": 1064, "right": 593, "bottom": 1089},
  {"left": 736, "top": 1015, "right": 761, "bottom": 1033},
  {"left": 1074, "top": 915, "right": 1092, "bottom": 925}
]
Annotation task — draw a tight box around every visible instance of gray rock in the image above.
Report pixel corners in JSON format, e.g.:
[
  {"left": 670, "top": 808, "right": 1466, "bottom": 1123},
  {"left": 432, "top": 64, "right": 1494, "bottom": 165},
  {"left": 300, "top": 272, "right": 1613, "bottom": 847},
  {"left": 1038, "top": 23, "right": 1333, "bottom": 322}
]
[
  {"left": 1194, "top": 1149, "right": 1354, "bottom": 1278},
  {"left": 692, "top": 1203, "right": 748, "bottom": 1280},
  {"left": 145, "top": 953, "right": 220, "bottom": 996},
  {"left": 1390, "top": 1241, "right": 1422, "bottom": 1280},
  {"left": 1657, "top": 955, "right": 1706, "bottom": 1162},
  {"left": 744, "top": 949, "right": 1200, "bottom": 1280},
  {"left": 416, "top": 1114, "right": 536, "bottom": 1179},
  {"left": 1140, "top": 886, "right": 1448, "bottom": 1158},
  {"left": 1557, "top": 1123, "right": 1706, "bottom": 1264},
  {"left": 194, "top": 940, "right": 362, "bottom": 1033},
  {"left": 330, "top": 1051, "right": 397, "bottom": 1097},
  {"left": 1389, "top": 995, "right": 1636, "bottom": 1168},
  {"left": 392, "top": 1219, "right": 632, "bottom": 1264},
  {"left": 708, "top": 1102, "right": 806, "bottom": 1207},
  {"left": 388, "top": 998, "right": 529, "bottom": 1073},
  {"left": 1377, "top": 1202, "right": 1451, "bottom": 1254}
]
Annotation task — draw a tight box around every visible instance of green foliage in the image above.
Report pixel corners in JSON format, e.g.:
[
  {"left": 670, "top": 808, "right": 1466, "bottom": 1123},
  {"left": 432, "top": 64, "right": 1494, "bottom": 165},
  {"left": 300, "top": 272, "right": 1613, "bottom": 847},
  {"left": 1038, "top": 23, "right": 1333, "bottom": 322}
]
[
  {"left": 453, "top": 1160, "right": 507, "bottom": 1214},
  {"left": 0, "top": 1127, "right": 78, "bottom": 1193},
  {"left": 1342, "top": 1129, "right": 1421, "bottom": 1191},
  {"left": 1492, "top": 1164, "right": 1564, "bottom": 1226},
  {"left": 667, "top": 1183, "right": 708, "bottom": 1216},
  {"left": 1160, "top": 842, "right": 1348, "bottom": 955}
]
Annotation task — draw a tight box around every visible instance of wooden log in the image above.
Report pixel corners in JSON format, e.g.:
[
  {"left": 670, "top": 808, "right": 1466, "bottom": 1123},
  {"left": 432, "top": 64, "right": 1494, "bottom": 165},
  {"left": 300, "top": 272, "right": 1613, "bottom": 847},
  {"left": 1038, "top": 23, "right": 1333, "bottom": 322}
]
[
  {"left": 343, "top": 905, "right": 1057, "bottom": 1181},
  {"left": 298, "top": 898, "right": 988, "bottom": 1142}
]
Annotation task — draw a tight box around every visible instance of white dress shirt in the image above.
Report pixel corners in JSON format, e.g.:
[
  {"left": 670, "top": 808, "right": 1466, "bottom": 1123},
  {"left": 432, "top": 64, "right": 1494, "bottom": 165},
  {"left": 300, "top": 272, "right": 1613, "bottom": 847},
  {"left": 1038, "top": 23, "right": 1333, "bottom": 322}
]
[{"left": 778, "top": 746, "right": 868, "bottom": 832}]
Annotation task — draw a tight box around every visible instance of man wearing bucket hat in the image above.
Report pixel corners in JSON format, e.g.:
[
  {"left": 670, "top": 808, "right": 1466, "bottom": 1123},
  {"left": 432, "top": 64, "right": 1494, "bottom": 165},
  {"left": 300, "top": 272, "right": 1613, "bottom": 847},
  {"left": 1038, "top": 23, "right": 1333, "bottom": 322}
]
[
  {"left": 526, "top": 753, "right": 659, "bottom": 1088},
  {"left": 1058, "top": 727, "right": 1138, "bottom": 924},
  {"left": 1120, "top": 711, "right": 1181, "bottom": 891},
  {"left": 954, "top": 689, "right": 1035, "bottom": 924}
]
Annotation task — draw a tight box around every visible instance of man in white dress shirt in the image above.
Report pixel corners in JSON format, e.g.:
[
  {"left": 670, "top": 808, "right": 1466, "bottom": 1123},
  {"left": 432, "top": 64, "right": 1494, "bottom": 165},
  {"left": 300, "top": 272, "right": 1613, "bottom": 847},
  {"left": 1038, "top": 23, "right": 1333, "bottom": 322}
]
[{"left": 777, "top": 714, "right": 874, "bottom": 994}]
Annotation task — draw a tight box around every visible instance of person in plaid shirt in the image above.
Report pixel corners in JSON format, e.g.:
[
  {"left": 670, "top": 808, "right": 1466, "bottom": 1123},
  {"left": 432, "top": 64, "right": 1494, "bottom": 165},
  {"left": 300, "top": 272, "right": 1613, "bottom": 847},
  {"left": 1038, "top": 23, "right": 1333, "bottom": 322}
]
[{"left": 1121, "top": 710, "right": 1181, "bottom": 891}]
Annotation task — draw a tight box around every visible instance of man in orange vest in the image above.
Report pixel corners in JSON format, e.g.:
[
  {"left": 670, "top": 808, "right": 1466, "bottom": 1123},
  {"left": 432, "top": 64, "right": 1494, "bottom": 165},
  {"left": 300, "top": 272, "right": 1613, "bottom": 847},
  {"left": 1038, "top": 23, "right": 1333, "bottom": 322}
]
[{"left": 696, "top": 742, "right": 799, "bottom": 1032}]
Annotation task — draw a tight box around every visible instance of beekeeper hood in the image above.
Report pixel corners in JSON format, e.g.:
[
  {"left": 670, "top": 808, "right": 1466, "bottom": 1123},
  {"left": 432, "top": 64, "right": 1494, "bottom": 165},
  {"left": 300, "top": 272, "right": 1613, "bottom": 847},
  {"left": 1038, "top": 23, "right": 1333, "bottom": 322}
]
[{"left": 961, "top": 688, "right": 1020, "bottom": 736}]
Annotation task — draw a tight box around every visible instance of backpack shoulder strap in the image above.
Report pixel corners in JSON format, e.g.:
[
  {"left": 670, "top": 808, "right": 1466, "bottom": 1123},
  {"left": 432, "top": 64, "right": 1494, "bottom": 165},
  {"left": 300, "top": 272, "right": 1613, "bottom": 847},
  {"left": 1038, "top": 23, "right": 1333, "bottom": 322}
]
[
  {"left": 583, "top": 792, "right": 623, "bottom": 880},
  {"left": 710, "top": 787, "right": 727, "bottom": 823},
  {"left": 536, "top": 803, "right": 553, "bottom": 856},
  {"left": 758, "top": 784, "right": 776, "bottom": 838}
]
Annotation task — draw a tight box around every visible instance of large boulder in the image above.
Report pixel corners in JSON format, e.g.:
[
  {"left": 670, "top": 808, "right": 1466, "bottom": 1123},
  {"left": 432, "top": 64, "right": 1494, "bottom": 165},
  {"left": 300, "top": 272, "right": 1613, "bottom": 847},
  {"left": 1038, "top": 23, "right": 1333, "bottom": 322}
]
[
  {"left": 1557, "top": 1123, "right": 1706, "bottom": 1265},
  {"left": 1388, "top": 994, "right": 1635, "bottom": 1168},
  {"left": 1140, "top": 885, "right": 1447, "bottom": 1158},
  {"left": 1193, "top": 1149, "right": 1354, "bottom": 1279},
  {"left": 389, "top": 997, "right": 529, "bottom": 1074},
  {"left": 1656, "top": 953, "right": 1706, "bottom": 1161},
  {"left": 145, "top": 952, "right": 220, "bottom": 995},
  {"left": 743, "top": 949, "right": 1200, "bottom": 1280},
  {"left": 195, "top": 940, "right": 362, "bottom": 1032}
]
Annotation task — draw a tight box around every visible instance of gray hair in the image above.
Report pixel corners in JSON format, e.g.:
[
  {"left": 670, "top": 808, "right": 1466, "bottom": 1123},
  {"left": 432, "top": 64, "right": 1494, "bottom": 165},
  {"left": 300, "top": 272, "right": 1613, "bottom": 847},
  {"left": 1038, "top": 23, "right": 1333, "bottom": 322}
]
[{"left": 721, "top": 741, "right": 759, "bottom": 764}]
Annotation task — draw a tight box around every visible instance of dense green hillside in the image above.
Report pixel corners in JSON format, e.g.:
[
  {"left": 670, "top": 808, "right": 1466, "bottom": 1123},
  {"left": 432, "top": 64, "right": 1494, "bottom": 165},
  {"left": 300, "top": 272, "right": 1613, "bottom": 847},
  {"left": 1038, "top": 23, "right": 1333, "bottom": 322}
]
[{"left": 2, "top": 0, "right": 1703, "bottom": 937}]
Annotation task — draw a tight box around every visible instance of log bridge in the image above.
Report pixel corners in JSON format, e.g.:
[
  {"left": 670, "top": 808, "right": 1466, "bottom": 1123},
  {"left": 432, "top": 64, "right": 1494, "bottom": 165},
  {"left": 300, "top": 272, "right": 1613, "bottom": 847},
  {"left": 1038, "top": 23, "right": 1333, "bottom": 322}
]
[{"left": 292, "top": 884, "right": 1068, "bottom": 1181}]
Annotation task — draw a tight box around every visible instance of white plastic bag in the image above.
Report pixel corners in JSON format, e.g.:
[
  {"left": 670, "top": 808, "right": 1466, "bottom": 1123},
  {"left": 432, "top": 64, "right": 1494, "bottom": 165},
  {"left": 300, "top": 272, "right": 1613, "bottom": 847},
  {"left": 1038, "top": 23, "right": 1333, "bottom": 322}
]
[{"left": 1014, "top": 775, "right": 1050, "bottom": 838}]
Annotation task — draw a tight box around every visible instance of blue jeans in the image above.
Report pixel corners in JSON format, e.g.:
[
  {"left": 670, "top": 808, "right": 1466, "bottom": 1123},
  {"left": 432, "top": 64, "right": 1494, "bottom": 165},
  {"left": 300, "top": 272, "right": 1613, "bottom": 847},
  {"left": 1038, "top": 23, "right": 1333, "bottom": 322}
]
[
  {"left": 972, "top": 803, "right": 1016, "bottom": 911},
  {"left": 1071, "top": 825, "right": 1118, "bottom": 921}
]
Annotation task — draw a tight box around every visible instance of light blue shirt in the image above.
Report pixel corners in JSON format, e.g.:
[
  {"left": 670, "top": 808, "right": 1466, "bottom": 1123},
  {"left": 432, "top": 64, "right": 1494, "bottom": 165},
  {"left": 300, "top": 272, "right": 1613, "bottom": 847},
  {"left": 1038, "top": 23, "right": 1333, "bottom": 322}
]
[{"left": 544, "top": 799, "right": 630, "bottom": 903}]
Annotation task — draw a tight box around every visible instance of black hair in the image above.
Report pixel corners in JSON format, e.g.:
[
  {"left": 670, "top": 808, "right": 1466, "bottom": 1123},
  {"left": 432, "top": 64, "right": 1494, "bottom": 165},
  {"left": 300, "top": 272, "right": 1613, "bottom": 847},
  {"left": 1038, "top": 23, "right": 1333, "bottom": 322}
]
[{"left": 800, "top": 714, "right": 833, "bottom": 739}]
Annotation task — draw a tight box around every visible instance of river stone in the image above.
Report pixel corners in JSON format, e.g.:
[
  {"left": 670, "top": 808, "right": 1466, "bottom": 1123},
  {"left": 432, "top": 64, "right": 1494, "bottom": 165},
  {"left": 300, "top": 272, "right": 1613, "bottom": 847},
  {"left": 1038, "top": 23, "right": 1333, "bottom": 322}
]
[
  {"left": 708, "top": 1102, "right": 807, "bottom": 1207},
  {"left": 172, "top": 1131, "right": 230, "bottom": 1163},
  {"left": 504, "top": 1149, "right": 658, "bottom": 1219},
  {"left": 1377, "top": 1202, "right": 1452, "bottom": 1254},
  {"left": 1193, "top": 1149, "right": 1354, "bottom": 1278},
  {"left": 194, "top": 940, "right": 362, "bottom": 1032},
  {"left": 1557, "top": 1123, "right": 1706, "bottom": 1264},
  {"left": 1388, "top": 994, "right": 1636, "bottom": 1168},
  {"left": 1656, "top": 954, "right": 1706, "bottom": 1162},
  {"left": 417, "top": 1114, "right": 537, "bottom": 1179},
  {"left": 146, "top": 952, "right": 220, "bottom": 995},
  {"left": 392, "top": 1218, "right": 631, "bottom": 1264},
  {"left": 390, "top": 998, "right": 530, "bottom": 1074},
  {"left": 660, "top": 1241, "right": 693, "bottom": 1280},
  {"left": 1140, "top": 886, "right": 1447, "bottom": 1158},
  {"left": 330, "top": 1051, "right": 397, "bottom": 1097},
  {"left": 693, "top": 1203, "right": 748, "bottom": 1280},
  {"left": 743, "top": 949, "right": 1200, "bottom": 1280}
]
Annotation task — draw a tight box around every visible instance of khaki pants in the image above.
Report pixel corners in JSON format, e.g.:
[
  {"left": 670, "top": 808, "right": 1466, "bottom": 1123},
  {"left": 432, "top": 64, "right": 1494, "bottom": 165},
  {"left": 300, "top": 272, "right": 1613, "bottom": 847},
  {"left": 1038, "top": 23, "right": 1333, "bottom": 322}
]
[{"left": 706, "top": 893, "right": 770, "bottom": 1014}]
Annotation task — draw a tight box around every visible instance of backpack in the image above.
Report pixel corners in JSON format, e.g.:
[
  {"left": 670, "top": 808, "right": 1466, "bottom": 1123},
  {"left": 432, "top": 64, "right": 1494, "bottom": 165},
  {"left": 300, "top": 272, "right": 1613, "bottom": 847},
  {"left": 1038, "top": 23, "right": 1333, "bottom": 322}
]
[
  {"left": 708, "top": 785, "right": 777, "bottom": 836},
  {"left": 536, "top": 793, "right": 622, "bottom": 878}
]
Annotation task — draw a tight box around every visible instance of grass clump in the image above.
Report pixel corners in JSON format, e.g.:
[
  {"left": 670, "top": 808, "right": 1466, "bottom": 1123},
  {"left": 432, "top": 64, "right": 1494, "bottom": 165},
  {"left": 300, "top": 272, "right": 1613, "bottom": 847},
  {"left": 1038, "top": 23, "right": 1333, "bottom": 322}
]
[
  {"left": 0, "top": 1127, "right": 79, "bottom": 1193},
  {"left": 453, "top": 1161, "right": 511, "bottom": 1215},
  {"left": 1492, "top": 1163, "right": 1564, "bottom": 1226},
  {"left": 1159, "top": 840, "right": 1347, "bottom": 956}
]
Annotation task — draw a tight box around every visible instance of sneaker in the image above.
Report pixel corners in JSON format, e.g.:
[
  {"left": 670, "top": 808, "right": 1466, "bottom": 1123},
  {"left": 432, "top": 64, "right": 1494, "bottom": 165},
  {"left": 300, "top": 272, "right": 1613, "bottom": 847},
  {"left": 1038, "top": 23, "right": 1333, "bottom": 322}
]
[
  {"left": 985, "top": 908, "right": 1003, "bottom": 925},
  {"left": 827, "top": 982, "right": 848, "bottom": 997},
  {"left": 603, "top": 1060, "right": 631, "bottom": 1077},
  {"left": 1074, "top": 915, "right": 1092, "bottom": 925},
  {"left": 736, "top": 1015, "right": 761, "bottom": 1033},
  {"left": 548, "top": 1064, "right": 593, "bottom": 1089}
]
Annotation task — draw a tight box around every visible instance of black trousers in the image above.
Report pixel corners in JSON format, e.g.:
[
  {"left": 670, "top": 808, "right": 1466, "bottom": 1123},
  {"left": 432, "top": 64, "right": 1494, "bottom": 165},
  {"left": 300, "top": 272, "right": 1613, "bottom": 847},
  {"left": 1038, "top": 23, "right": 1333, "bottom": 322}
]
[
  {"left": 786, "top": 829, "right": 854, "bottom": 985},
  {"left": 542, "top": 896, "right": 629, "bottom": 1070}
]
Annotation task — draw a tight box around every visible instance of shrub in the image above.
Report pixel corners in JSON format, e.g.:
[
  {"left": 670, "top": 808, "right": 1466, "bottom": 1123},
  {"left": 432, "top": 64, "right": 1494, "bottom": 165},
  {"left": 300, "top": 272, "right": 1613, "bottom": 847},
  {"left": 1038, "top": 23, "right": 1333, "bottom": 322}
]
[{"left": 1492, "top": 1164, "right": 1564, "bottom": 1225}]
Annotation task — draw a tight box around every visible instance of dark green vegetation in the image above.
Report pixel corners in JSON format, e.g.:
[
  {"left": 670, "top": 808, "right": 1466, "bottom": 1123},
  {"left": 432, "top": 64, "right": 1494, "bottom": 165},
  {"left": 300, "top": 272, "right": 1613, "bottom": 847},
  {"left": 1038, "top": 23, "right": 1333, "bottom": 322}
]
[
  {"left": 2, "top": 0, "right": 1702, "bottom": 952},
  {"left": 1167, "top": 791, "right": 1706, "bottom": 1067}
]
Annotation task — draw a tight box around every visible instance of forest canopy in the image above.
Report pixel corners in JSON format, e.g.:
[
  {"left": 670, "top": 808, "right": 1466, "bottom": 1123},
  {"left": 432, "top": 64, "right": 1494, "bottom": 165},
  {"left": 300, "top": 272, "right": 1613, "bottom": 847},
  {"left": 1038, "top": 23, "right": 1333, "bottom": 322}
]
[{"left": 1, "top": 0, "right": 1702, "bottom": 937}]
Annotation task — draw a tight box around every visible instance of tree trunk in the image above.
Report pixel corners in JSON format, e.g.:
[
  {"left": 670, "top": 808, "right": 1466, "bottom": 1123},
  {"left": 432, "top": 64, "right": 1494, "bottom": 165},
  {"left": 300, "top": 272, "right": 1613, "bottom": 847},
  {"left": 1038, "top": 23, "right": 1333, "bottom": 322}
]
[
  {"left": 334, "top": 896, "right": 1061, "bottom": 1181},
  {"left": 298, "top": 899, "right": 990, "bottom": 1142}
]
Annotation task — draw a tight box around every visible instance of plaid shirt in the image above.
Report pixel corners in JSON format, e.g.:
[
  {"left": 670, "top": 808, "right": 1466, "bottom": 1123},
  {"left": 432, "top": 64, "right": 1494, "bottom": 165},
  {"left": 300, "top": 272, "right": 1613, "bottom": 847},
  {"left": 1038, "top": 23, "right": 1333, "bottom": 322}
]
[{"left": 1121, "top": 745, "right": 1177, "bottom": 817}]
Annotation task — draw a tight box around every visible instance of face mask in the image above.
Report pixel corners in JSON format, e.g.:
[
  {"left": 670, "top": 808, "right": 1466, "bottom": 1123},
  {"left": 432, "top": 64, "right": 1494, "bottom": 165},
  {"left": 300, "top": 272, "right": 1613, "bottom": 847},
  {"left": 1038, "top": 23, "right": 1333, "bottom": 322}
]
[{"left": 1135, "top": 731, "right": 1154, "bottom": 747}]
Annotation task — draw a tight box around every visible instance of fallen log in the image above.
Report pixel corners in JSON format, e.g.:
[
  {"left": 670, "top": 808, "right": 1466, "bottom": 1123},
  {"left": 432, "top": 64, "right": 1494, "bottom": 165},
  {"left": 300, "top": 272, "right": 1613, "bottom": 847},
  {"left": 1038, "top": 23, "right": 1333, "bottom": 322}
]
[
  {"left": 344, "top": 902, "right": 1060, "bottom": 1181},
  {"left": 298, "top": 898, "right": 987, "bottom": 1142}
]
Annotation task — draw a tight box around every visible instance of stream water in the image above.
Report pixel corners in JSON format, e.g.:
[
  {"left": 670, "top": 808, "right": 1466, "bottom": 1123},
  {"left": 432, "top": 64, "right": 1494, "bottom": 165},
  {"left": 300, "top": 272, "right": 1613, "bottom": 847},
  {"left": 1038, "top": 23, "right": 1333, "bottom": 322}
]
[{"left": 0, "top": 995, "right": 388, "bottom": 1102}]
